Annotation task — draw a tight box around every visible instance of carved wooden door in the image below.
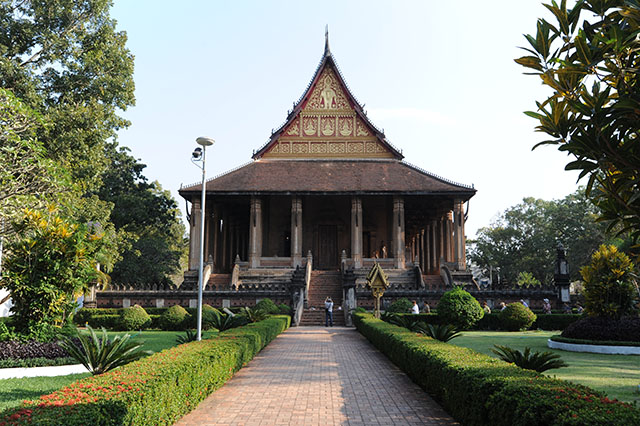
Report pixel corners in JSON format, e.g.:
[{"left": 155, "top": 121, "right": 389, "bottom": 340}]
[{"left": 317, "top": 225, "right": 338, "bottom": 270}]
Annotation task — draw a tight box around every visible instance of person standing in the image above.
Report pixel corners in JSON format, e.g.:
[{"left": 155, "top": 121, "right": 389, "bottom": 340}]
[
  {"left": 482, "top": 301, "right": 491, "bottom": 314},
  {"left": 325, "top": 297, "right": 333, "bottom": 327},
  {"left": 542, "top": 298, "right": 552, "bottom": 314},
  {"left": 411, "top": 300, "right": 419, "bottom": 314},
  {"left": 422, "top": 301, "right": 431, "bottom": 314}
]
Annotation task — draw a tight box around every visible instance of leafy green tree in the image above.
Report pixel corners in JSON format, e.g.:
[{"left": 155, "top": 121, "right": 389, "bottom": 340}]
[
  {"left": 581, "top": 244, "right": 636, "bottom": 319},
  {"left": 0, "top": 206, "right": 109, "bottom": 335},
  {"left": 469, "top": 189, "right": 607, "bottom": 284},
  {"left": 94, "top": 144, "right": 187, "bottom": 286},
  {"left": 516, "top": 0, "right": 640, "bottom": 247},
  {"left": 0, "top": 88, "right": 65, "bottom": 225},
  {"left": 516, "top": 272, "right": 541, "bottom": 288},
  {"left": 0, "top": 0, "right": 135, "bottom": 191}
]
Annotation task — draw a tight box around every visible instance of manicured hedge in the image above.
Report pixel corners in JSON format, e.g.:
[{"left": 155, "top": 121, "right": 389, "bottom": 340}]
[
  {"left": 74, "top": 308, "right": 169, "bottom": 327},
  {"left": 0, "top": 315, "right": 291, "bottom": 425},
  {"left": 354, "top": 313, "right": 639, "bottom": 426},
  {"left": 392, "top": 313, "right": 580, "bottom": 331}
]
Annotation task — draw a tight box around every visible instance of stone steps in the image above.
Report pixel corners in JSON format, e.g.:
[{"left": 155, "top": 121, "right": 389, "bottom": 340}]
[{"left": 302, "top": 271, "right": 344, "bottom": 326}]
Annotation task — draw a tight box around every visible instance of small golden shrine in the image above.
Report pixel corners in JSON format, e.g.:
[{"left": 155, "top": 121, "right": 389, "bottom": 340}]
[{"left": 366, "top": 262, "right": 389, "bottom": 318}]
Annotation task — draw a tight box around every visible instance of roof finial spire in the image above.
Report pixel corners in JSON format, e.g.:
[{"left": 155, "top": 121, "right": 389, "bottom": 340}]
[{"left": 324, "top": 25, "right": 331, "bottom": 56}]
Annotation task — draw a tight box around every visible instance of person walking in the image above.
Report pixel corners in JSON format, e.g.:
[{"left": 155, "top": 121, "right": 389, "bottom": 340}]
[
  {"left": 325, "top": 297, "right": 334, "bottom": 327},
  {"left": 411, "top": 300, "right": 419, "bottom": 314}
]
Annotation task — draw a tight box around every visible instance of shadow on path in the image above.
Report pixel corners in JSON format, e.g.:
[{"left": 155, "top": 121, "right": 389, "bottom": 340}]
[{"left": 175, "top": 327, "right": 457, "bottom": 426}]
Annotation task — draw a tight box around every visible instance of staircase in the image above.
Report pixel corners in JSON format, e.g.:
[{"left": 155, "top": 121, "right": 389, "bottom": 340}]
[{"left": 299, "top": 271, "right": 345, "bottom": 326}]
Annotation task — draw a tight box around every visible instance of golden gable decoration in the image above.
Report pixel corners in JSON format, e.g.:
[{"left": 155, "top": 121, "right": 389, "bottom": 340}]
[{"left": 254, "top": 42, "right": 402, "bottom": 160}]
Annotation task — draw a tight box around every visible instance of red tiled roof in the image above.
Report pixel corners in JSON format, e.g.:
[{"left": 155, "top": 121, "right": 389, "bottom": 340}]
[{"left": 179, "top": 159, "right": 475, "bottom": 198}]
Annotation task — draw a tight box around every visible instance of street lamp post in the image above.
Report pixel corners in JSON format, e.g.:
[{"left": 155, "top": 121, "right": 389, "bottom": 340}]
[{"left": 192, "top": 136, "right": 215, "bottom": 341}]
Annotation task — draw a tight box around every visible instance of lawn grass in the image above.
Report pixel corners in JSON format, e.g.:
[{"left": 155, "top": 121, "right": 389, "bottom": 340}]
[
  {"left": 0, "top": 373, "right": 91, "bottom": 411},
  {"left": 97, "top": 329, "right": 218, "bottom": 354},
  {"left": 0, "top": 330, "right": 218, "bottom": 412},
  {"left": 450, "top": 330, "right": 640, "bottom": 405}
]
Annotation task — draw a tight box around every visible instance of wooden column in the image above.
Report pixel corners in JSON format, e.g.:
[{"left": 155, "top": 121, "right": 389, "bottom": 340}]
[
  {"left": 454, "top": 200, "right": 467, "bottom": 270},
  {"left": 188, "top": 198, "right": 201, "bottom": 270},
  {"left": 222, "top": 210, "right": 229, "bottom": 271},
  {"left": 351, "top": 196, "right": 363, "bottom": 268},
  {"left": 291, "top": 196, "right": 303, "bottom": 268},
  {"left": 249, "top": 196, "right": 263, "bottom": 268},
  {"left": 212, "top": 205, "right": 220, "bottom": 271},
  {"left": 430, "top": 220, "right": 437, "bottom": 273},
  {"left": 392, "top": 196, "right": 405, "bottom": 269}
]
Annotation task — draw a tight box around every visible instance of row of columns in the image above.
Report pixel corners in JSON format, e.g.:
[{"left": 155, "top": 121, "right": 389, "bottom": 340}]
[{"left": 189, "top": 196, "right": 466, "bottom": 273}]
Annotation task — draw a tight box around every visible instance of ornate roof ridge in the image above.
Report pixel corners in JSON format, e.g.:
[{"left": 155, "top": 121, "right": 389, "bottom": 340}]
[
  {"left": 401, "top": 160, "right": 475, "bottom": 190},
  {"left": 252, "top": 36, "right": 403, "bottom": 160},
  {"left": 180, "top": 160, "right": 255, "bottom": 191}
]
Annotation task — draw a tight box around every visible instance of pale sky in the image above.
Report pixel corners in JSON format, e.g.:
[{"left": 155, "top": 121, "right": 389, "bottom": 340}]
[{"left": 110, "top": 0, "right": 581, "bottom": 238}]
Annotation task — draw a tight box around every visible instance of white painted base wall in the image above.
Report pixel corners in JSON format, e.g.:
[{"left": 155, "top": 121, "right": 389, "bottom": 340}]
[{"left": 548, "top": 339, "right": 640, "bottom": 355}]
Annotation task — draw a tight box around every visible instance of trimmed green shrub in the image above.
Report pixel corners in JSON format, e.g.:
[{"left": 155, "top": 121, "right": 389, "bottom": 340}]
[
  {"left": 255, "top": 298, "right": 279, "bottom": 314},
  {"left": 117, "top": 305, "right": 151, "bottom": 331},
  {"left": 1, "top": 316, "right": 290, "bottom": 425},
  {"left": 500, "top": 303, "right": 537, "bottom": 331},
  {"left": 277, "top": 303, "right": 291, "bottom": 315},
  {"left": 437, "top": 287, "right": 484, "bottom": 330},
  {"left": 160, "top": 305, "right": 190, "bottom": 331},
  {"left": 353, "top": 313, "right": 640, "bottom": 426},
  {"left": 85, "top": 314, "right": 119, "bottom": 329},
  {"left": 561, "top": 316, "right": 640, "bottom": 342},
  {"left": 532, "top": 314, "right": 580, "bottom": 331},
  {"left": 386, "top": 297, "right": 413, "bottom": 313},
  {"left": 581, "top": 245, "right": 636, "bottom": 319}
]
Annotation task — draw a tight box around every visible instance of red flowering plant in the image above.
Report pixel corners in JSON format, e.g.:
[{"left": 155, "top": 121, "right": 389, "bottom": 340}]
[{"left": 0, "top": 316, "right": 290, "bottom": 425}]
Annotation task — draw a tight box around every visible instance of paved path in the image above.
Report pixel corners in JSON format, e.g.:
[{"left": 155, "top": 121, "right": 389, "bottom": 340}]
[{"left": 175, "top": 327, "right": 456, "bottom": 426}]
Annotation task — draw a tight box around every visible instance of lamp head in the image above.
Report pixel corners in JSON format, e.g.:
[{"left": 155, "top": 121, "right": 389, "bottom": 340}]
[
  {"left": 192, "top": 147, "right": 202, "bottom": 160},
  {"left": 196, "top": 136, "right": 215, "bottom": 147}
]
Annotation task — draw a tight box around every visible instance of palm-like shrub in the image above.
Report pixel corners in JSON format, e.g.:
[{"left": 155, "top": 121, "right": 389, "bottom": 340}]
[
  {"left": 58, "top": 325, "right": 151, "bottom": 375},
  {"left": 117, "top": 305, "right": 151, "bottom": 330},
  {"left": 175, "top": 329, "right": 197, "bottom": 345},
  {"left": 491, "top": 345, "right": 568, "bottom": 372},
  {"left": 160, "top": 305, "right": 190, "bottom": 331},
  {"left": 238, "top": 307, "right": 269, "bottom": 323},
  {"left": 421, "top": 323, "right": 462, "bottom": 342},
  {"left": 437, "top": 287, "right": 484, "bottom": 330},
  {"left": 209, "top": 308, "right": 243, "bottom": 331},
  {"left": 581, "top": 245, "right": 636, "bottom": 319},
  {"left": 500, "top": 303, "right": 537, "bottom": 331}
]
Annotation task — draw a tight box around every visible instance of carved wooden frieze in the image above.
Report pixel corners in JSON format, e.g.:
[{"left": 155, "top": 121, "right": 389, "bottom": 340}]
[{"left": 263, "top": 67, "right": 394, "bottom": 159}]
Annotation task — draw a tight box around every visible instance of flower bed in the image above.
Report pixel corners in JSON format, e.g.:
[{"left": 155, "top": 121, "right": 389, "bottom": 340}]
[
  {"left": 354, "top": 313, "right": 640, "bottom": 426},
  {"left": 0, "top": 315, "right": 290, "bottom": 425}
]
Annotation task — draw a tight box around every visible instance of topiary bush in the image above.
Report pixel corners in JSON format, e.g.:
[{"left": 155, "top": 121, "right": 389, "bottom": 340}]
[
  {"left": 561, "top": 316, "right": 640, "bottom": 342},
  {"left": 581, "top": 245, "right": 636, "bottom": 319},
  {"left": 386, "top": 298, "right": 413, "bottom": 313},
  {"left": 254, "top": 298, "right": 279, "bottom": 314},
  {"left": 277, "top": 303, "right": 291, "bottom": 315},
  {"left": 160, "top": 305, "right": 190, "bottom": 331},
  {"left": 500, "top": 303, "right": 537, "bottom": 331},
  {"left": 437, "top": 287, "right": 484, "bottom": 330},
  {"left": 117, "top": 305, "right": 151, "bottom": 331}
]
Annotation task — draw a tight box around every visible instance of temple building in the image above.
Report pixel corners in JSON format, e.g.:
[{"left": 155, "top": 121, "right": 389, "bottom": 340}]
[{"left": 177, "top": 37, "right": 476, "bottom": 325}]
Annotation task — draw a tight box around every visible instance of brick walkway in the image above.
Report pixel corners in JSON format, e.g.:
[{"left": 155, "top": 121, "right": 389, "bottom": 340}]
[{"left": 174, "top": 327, "right": 456, "bottom": 426}]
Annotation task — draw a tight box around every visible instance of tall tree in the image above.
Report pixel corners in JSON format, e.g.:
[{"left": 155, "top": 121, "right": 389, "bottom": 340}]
[
  {"left": 515, "top": 0, "right": 640, "bottom": 249},
  {"left": 0, "top": 0, "right": 135, "bottom": 191},
  {"left": 469, "top": 189, "right": 608, "bottom": 285},
  {"left": 94, "top": 144, "right": 187, "bottom": 286}
]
